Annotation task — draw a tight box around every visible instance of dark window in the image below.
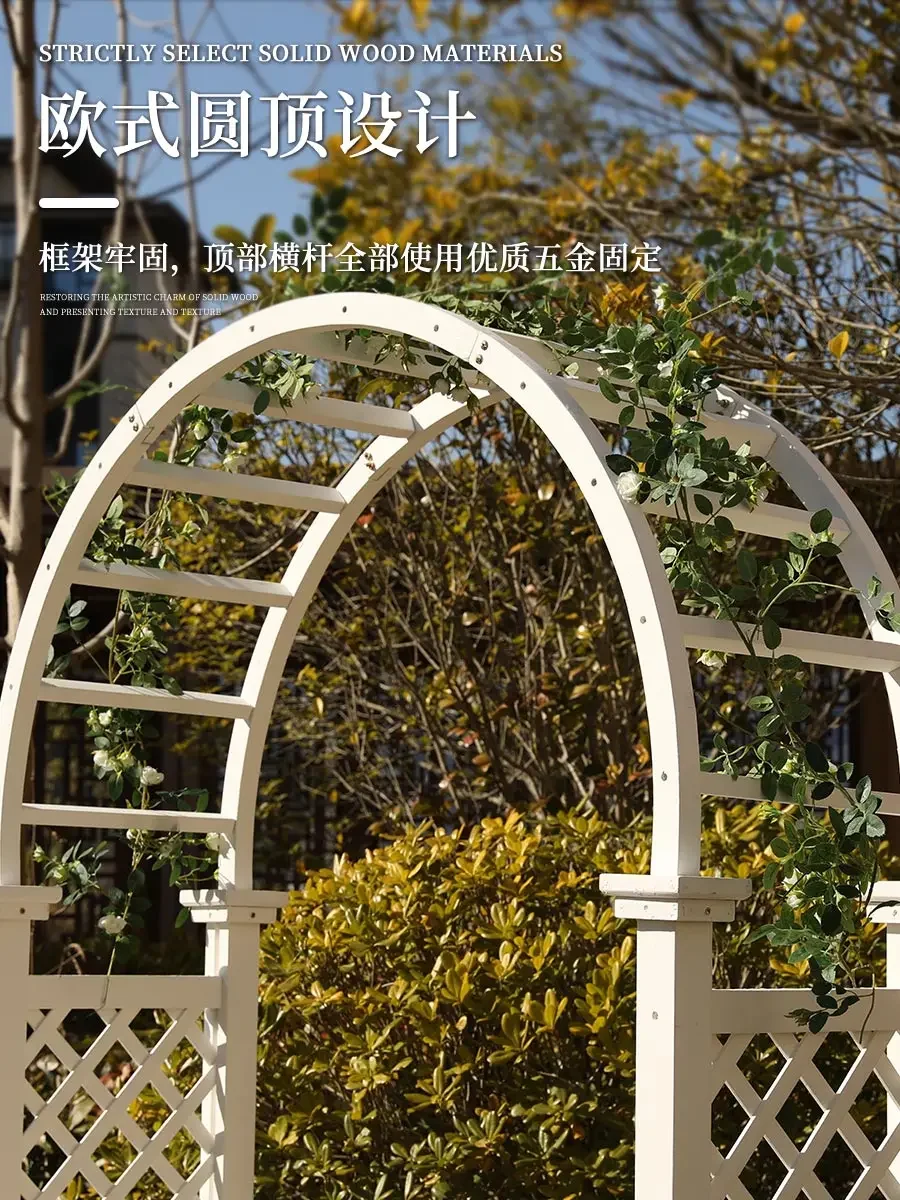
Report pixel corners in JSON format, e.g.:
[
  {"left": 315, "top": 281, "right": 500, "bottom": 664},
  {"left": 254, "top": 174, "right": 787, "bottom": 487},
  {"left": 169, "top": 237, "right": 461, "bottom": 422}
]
[{"left": 0, "top": 218, "right": 14, "bottom": 288}]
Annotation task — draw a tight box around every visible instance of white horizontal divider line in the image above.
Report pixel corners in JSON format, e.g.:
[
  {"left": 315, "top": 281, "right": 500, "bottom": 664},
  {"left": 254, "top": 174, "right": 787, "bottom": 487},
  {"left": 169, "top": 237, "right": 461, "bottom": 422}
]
[
  {"left": 682, "top": 615, "right": 900, "bottom": 673},
  {"left": 20, "top": 804, "right": 235, "bottom": 834},
  {"left": 128, "top": 458, "right": 346, "bottom": 513},
  {"left": 702, "top": 771, "right": 900, "bottom": 816},
  {"left": 39, "top": 197, "right": 120, "bottom": 210},
  {"left": 74, "top": 559, "right": 292, "bottom": 608},
  {"left": 200, "top": 378, "right": 419, "bottom": 438},
  {"left": 37, "top": 677, "right": 253, "bottom": 720}
]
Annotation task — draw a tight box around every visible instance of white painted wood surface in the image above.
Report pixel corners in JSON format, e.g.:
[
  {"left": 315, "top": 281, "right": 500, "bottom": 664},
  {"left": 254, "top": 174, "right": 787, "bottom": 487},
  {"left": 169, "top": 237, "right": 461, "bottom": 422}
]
[
  {"left": 682, "top": 615, "right": 900, "bottom": 673},
  {"left": 129, "top": 458, "right": 347, "bottom": 513},
  {"left": 37, "top": 677, "right": 253, "bottom": 720},
  {"left": 702, "top": 770, "right": 900, "bottom": 815},
  {"left": 21, "top": 803, "right": 236, "bottom": 834},
  {"left": 74, "top": 559, "right": 293, "bottom": 608}
]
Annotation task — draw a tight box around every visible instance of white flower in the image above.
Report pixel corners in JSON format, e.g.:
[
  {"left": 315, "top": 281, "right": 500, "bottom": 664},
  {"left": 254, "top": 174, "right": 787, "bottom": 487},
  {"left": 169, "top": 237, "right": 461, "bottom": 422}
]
[
  {"left": 205, "top": 832, "right": 229, "bottom": 855},
  {"left": 657, "top": 359, "right": 674, "bottom": 379},
  {"left": 140, "top": 765, "right": 165, "bottom": 787},
  {"left": 118, "top": 749, "right": 135, "bottom": 769},
  {"left": 616, "top": 470, "right": 643, "bottom": 504},
  {"left": 98, "top": 914, "right": 127, "bottom": 936},
  {"left": 192, "top": 420, "right": 212, "bottom": 441},
  {"left": 93, "top": 749, "right": 113, "bottom": 775},
  {"left": 698, "top": 650, "right": 727, "bottom": 669},
  {"left": 98, "top": 710, "right": 113, "bottom": 728},
  {"left": 263, "top": 358, "right": 280, "bottom": 377}
]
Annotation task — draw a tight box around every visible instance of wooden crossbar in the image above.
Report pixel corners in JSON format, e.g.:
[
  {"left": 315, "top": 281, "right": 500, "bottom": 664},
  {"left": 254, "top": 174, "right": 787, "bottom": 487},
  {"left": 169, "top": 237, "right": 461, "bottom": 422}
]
[
  {"left": 37, "top": 677, "right": 253, "bottom": 720},
  {"left": 129, "top": 458, "right": 346, "bottom": 513},
  {"left": 74, "top": 559, "right": 292, "bottom": 608}
]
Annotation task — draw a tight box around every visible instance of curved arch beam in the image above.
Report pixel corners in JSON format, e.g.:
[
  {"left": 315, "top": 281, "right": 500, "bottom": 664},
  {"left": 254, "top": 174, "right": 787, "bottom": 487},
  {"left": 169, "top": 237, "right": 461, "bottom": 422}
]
[{"left": 0, "top": 294, "right": 701, "bottom": 885}]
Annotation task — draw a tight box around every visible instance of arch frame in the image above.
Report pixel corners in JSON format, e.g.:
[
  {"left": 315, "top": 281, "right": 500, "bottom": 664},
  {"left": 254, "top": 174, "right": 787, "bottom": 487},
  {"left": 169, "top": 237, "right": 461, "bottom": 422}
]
[
  {"left": 1, "top": 293, "right": 899, "bottom": 1200},
  {"left": 0, "top": 292, "right": 704, "bottom": 886}
]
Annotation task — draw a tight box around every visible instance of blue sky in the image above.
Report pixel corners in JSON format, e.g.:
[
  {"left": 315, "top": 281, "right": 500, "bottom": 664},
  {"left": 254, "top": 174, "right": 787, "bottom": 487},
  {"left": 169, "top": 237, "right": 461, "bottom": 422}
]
[{"left": 1, "top": 0, "right": 569, "bottom": 238}]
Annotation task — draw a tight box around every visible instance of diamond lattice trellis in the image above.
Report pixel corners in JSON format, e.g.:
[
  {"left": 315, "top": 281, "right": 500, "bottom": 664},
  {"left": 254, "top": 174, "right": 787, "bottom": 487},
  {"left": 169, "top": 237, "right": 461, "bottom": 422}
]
[
  {"left": 22, "top": 1000, "right": 217, "bottom": 1200},
  {"left": 711, "top": 1028, "right": 900, "bottom": 1200}
]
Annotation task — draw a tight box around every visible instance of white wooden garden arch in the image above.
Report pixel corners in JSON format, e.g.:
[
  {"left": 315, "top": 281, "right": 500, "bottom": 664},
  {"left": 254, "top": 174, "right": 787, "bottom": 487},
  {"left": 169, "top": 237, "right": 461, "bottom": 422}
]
[{"left": 2, "top": 293, "right": 900, "bottom": 1200}]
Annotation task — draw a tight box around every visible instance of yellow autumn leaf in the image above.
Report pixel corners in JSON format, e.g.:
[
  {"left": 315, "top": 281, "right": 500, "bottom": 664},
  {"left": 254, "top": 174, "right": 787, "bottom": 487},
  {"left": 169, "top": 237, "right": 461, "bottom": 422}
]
[
  {"left": 784, "top": 12, "right": 806, "bottom": 34},
  {"left": 828, "top": 330, "right": 850, "bottom": 360},
  {"left": 408, "top": 0, "right": 430, "bottom": 30}
]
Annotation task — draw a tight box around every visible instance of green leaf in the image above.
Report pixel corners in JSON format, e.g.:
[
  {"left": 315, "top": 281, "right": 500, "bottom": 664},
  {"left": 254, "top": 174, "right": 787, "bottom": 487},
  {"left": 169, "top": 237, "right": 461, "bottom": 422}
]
[
  {"left": 694, "top": 230, "right": 724, "bottom": 247},
  {"left": 810, "top": 509, "right": 832, "bottom": 534},
  {"left": 804, "top": 742, "right": 830, "bottom": 773},
  {"left": 605, "top": 455, "right": 634, "bottom": 475},
  {"left": 616, "top": 327, "right": 636, "bottom": 352},
  {"left": 820, "top": 905, "right": 841, "bottom": 936},
  {"left": 811, "top": 782, "right": 834, "bottom": 801},
  {"left": 776, "top": 253, "right": 799, "bottom": 275},
  {"left": 105, "top": 495, "right": 124, "bottom": 522},
  {"left": 762, "top": 617, "right": 782, "bottom": 650},
  {"left": 693, "top": 493, "right": 713, "bottom": 516},
  {"left": 737, "top": 549, "right": 757, "bottom": 581},
  {"left": 254, "top": 390, "right": 271, "bottom": 415},
  {"left": 598, "top": 378, "right": 622, "bottom": 404}
]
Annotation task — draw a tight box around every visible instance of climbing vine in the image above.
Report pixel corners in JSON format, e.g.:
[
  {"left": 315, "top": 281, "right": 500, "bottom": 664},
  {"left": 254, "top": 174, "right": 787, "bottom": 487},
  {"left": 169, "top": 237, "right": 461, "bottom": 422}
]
[{"left": 38, "top": 219, "right": 899, "bottom": 1018}]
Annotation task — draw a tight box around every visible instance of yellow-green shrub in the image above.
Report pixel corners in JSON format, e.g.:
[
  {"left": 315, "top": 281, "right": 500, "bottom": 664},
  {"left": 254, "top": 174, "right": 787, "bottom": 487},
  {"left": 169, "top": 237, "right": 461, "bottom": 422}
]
[
  {"left": 256, "top": 805, "right": 891, "bottom": 1199},
  {"left": 258, "top": 809, "right": 641, "bottom": 1199}
]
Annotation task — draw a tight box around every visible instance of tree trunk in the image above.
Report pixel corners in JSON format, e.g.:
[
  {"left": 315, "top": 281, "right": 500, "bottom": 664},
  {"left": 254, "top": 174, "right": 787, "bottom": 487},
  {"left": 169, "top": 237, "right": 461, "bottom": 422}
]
[{"left": 6, "top": 0, "right": 44, "bottom": 646}]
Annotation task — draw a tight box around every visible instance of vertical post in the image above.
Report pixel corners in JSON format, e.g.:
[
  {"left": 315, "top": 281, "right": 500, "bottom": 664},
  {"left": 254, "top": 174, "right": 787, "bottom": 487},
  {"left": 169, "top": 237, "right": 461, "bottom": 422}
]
[
  {"left": 181, "top": 889, "right": 289, "bottom": 1200},
  {"left": 599, "top": 874, "right": 751, "bottom": 1200},
  {"left": 869, "top": 884, "right": 900, "bottom": 1185},
  {"left": 0, "top": 886, "right": 60, "bottom": 1191}
]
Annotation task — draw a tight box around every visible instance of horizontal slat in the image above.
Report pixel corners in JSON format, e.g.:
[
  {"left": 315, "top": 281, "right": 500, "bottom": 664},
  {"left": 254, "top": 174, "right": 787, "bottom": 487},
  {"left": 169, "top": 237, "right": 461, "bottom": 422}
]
[
  {"left": 200, "top": 378, "right": 419, "bottom": 437},
  {"left": 38, "top": 677, "right": 253, "bottom": 720},
  {"left": 74, "top": 559, "right": 292, "bottom": 608},
  {"left": 641, "top": 491, "right": 850, "bottom": 543},
  {"left": 20, "top": 803, "right": 235, "bottom": 834},
  {"left": 711, "top": 987, "right": 900, "bottom": 1034},
  {"left": 129, "top": 458, "right": 346, "bottom": 513},
  {"left": 682, "top": 616, "right": 900, "bottom": 673},
  {"left": 272, "top": 329, "right": 781, "bottom": 456},
  {"left": 27, "top": 973, "right": 222, "bottom": 1011},
  {"left": 702, "top": 771, "right": 900, "bottom": 816}
]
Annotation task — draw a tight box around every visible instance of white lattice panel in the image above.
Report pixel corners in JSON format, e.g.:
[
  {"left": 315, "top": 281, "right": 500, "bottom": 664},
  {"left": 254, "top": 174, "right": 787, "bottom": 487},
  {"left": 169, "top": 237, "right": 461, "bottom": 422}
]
[
  {"left": 21, "top": 977, "right": 220, "bottom": 1200},
  {"left": 711, "top": 990, "right": 900, "bottom": 1200}
]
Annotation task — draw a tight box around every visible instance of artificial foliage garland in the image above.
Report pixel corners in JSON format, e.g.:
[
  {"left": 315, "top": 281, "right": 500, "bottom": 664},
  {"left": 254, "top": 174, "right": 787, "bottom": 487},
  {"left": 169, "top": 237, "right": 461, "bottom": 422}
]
[{"left": 37, "top": 225, "right": 900, "bottom": 1025}]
